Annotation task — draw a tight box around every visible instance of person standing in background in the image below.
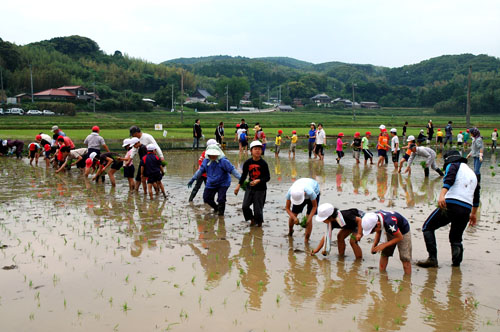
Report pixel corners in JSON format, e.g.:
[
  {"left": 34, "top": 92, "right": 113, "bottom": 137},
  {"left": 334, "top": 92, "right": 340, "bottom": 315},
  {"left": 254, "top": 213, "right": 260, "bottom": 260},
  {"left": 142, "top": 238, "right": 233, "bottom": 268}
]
[
  {"left": 193, "top": 119, "right": 202, "bottom": 150},
  {"left": 308, "top": 123, "right": 317, "bottom": 159},
  {"left": 215, "top": 122, "right": 224, "bottom": 146},
  {"left": 427, "top": 120, "right": 434, "bottom": 143},
  {"left": 467, "top": 128, "right": 484, "bottom": 179},
  {"left": 444, "top": 121, "right": 453, "bottom": 148},
  {"left": 84, "top": 126, "right": 110, "bottom": 157},
  {"left": 402, "top": 121, "right": 408, "bottom": 141},
  {"left": 491, "top": 128, "right": 498, "bottom": 151}
]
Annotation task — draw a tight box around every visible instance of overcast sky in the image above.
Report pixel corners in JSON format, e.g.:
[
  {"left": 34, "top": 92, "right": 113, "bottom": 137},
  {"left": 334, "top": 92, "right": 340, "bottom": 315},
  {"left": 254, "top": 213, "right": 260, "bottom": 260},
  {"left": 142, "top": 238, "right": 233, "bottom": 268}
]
[{"left": 2, "top": 0, "right": 500, "bottom": 67}]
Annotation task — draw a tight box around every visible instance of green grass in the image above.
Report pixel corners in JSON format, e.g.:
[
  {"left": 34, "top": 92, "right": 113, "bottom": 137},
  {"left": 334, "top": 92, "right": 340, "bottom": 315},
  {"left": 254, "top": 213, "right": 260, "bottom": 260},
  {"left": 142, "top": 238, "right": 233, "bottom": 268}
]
[{"left": 1, "top": 107, "right": 498, "bottom": 142}]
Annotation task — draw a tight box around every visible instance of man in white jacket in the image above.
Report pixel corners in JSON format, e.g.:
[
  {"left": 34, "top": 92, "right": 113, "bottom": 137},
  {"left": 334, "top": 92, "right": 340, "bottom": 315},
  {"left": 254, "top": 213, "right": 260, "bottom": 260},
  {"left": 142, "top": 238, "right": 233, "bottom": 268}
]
[
  {"left": 417, "top": 150, "right": 480, "bottom": 267},
  {"left": 404, "top": 144, "right": 444, "bottom": 177},
  {"left": 129, "top": 126, "right": 164, "bottom": 161}
]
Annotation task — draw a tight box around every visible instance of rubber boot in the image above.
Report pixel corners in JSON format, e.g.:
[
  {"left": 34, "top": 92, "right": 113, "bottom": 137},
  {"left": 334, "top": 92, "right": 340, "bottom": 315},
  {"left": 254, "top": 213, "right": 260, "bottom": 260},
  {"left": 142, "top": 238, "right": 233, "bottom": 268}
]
[
  {"left": 424, "top": 167, "right": 430, "bottom": 177},
  {"left": 205, "top": 200, "right": 218, "bottom": 213},
  {"left": 416, "top": 230, "right": 438, "bottom": 268},
  {"left": 188, "top": 188, "right": 198, "bottom": 202},
  {"left": 436, "top": 168, "right": 444, "bottom": 176},
  {"left": 218, "top": 202, "right": 226, "bottom": 216},
  {"left": 451, "top": 243, "right": 464, "bottom": 266}
]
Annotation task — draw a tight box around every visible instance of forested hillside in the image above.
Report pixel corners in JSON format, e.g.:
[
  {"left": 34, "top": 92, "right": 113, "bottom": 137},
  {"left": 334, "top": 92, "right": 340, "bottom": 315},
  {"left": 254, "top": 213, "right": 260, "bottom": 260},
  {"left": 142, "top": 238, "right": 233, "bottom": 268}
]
[{"left": 1, "top": 35, "right": 499, "bottom": 113}]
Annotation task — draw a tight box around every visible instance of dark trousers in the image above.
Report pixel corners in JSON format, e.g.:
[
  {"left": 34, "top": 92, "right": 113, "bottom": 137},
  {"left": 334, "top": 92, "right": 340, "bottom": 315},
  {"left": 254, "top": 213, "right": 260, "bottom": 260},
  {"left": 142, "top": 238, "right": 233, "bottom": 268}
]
[
  {"left": 422, "top": 203, "right": 470, "bottom": 247},
  {"left": 443, "top": 135, "right": 453, "bottom": 146},
  {"left": 308, "top": 141, "right": 315, "bottom": 158},
  {"left": 242, "top": 189, "right": 266, "bottom": 224},
  {"left": 189, "top": 176, "right": 206, "bottom": 201},
  {"left": 203, "top": 186, "right": 229, "bottom": 209},
  {"left": 193, "top": 137, "right": 200, "bottom": 149}
]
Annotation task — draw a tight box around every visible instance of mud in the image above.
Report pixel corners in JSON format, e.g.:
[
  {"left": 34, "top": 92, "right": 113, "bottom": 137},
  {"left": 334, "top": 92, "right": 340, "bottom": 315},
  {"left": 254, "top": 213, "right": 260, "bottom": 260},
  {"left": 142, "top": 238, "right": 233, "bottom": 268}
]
[{"left": 1, "top": 149, "right": 499, "bottom": 331}]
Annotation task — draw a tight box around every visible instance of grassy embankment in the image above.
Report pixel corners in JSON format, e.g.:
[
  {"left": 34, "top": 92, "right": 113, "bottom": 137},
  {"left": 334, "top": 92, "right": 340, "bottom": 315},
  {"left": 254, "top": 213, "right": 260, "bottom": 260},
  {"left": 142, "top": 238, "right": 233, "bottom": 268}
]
[{"left": 0, "top": 107, "right": 498, "bottom": 142}]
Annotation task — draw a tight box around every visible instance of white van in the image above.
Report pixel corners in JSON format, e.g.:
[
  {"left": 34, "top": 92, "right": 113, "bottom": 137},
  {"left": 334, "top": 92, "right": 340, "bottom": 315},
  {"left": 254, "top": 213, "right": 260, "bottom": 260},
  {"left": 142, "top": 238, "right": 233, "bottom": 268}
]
[{"left": 10, "top": 108, "right": 25, "bottom": 115}]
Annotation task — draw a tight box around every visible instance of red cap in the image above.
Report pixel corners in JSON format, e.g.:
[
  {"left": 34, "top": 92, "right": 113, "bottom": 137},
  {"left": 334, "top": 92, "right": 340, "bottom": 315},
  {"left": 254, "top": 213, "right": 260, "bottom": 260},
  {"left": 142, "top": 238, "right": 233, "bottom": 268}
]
[
  {"left": 44, "top": 144, "right": 51, "bottom": 152},
  {"left": 57, "top": 136, "right": 64, "bottom": 141},
  {"left": 460, "top": 131, "right": 463, "bottom": 133},
  {"left": 92, "top": 126, "right": 100, "bottom": 132},
  {"left": 35, "top": 135, "right": 42, "bottom": 140},
  {"left": 466, "top": 129, "right": 469, "bottom": 132},
  {"left": 292, "top": 130, "right": 297, "bottom": 134},
  {"left": 354, "top": 132, "right": 360, "bottom": 137},
  {"left": 278, "top": 130, "right": 283, "bottom": 134},
  {"left": 438, "top": 128, "right": 441, "bottom": 131},
  {"left": 494, "top": 128, "right": 497, "bottom": 131},
  {"left": 338, "top": 132, "right": 344, "bottom": 137},
  {"left": 236, "top": 124, "right": 240, "bottom": 128},
  {"left": 85, "top": 158, "right": 93, "bottom": 167},
  {"left": 366, "top": 131, "right": 371, "bottom": 135}
]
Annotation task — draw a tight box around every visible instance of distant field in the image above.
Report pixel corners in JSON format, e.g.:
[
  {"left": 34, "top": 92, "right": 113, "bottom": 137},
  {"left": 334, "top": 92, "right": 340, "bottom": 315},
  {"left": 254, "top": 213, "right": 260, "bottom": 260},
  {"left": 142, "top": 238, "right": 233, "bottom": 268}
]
[{"left": 0, "top": 107, "right": 498, "bottom": 142}]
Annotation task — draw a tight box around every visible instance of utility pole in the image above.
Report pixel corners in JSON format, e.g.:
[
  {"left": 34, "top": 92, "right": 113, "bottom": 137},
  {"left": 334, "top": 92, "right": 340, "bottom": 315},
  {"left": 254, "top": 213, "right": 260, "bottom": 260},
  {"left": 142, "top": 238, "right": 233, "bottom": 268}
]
[
  {"left": 171, "top": 84, "right": 174, "bottom": 111},
  {"left": 279, "top": 85, "right": 281, "bottom": 104},
  {"left": 352, "top": 83, "right": 357, "bottom": 121},
  {"left": 181, "top": 71, "right": 184, "bottom": 123},
  {"left": 267, "top": 85, "right": 270, "bottom": 102},
  {"left": 226, "top": 85, "right": 228, "bottom": 112},
  {"left": 30, "top": 63, "right": 34, "bottom": 103},
  {"left": 466, "top": 65, "right": 472, "bottom": 128}
]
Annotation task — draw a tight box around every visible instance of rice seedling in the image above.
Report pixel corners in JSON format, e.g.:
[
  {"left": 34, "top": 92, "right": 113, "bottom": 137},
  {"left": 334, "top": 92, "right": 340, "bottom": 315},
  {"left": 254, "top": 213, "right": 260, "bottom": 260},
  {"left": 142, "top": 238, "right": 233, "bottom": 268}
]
[{"left": 122, "top": 302, "right": 130, "bottom": 312}]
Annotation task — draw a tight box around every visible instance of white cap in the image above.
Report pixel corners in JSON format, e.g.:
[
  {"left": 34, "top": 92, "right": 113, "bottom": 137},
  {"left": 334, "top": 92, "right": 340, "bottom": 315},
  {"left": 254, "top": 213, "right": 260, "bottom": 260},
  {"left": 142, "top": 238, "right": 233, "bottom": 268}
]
[
  {"left": 2, "top": 140, "right": 7, "bottom": 146},
  {"left": 290, "top": 185, "right": 305, "bottom": 206},
  {"left": 250, "top": 140, "right": 263, "bottom": 150},
  {"left": 420, "top": 129, "right": 424, "bottom": 133},
  {"left": 206, "top": 139, "right": 218, "bottom": 147},
  {"left": 51, "top": 125, "right": 59, "bottom": 132},
  {"left": 89, "top": 152, "right": 97, "bottom": 160},
  {"left": 122, "top": 138, "right": 131, "bottom": 147},
  {"left": 146, "top": 143, "right": 157, "bottom": 151},
  {"left": 390, "top": 128, "right": 397, "bottom": 133},
  {"left": 206, "top": 145, "right": 222, "bottom": 156},
  {"left": 429, "top": 119, "right": 432, "bottom": 122},
  {"left": 361, "top": 213, "right": 381, "bottom": 236},
  {"left": 407, "top": 135, "right": 415, "bottom": 142},
  {"left": 310, "top": 122, "right": 316, "bottom": 126},
  {"left": 379, "top": 124, "right": 386, "bottom": 130},
  {"left": 128, "top": 137, "right": 140, "bottom": 146},
  {"left": 315, "top": 203, "right": 334, "bottom": 223}
]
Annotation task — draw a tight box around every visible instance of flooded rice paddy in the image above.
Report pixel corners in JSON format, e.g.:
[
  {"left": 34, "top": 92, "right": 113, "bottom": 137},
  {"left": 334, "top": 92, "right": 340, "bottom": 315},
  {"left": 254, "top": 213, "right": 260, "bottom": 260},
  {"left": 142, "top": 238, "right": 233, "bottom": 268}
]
[{"left": 1, "top": 149, "right": 500, "bottom": 331}]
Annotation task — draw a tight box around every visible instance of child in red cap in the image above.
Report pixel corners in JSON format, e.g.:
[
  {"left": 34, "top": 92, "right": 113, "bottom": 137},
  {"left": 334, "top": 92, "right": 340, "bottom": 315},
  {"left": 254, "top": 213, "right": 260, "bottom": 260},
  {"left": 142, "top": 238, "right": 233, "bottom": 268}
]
[
  {"left": 287, "top": 130, "right": 298, "bottom": 159},
  {"left": 336, "top": 132, "right": 348, "bottom": 164},
  {"left": 275, "top": 129, "right": 283, "bottom": 157}
]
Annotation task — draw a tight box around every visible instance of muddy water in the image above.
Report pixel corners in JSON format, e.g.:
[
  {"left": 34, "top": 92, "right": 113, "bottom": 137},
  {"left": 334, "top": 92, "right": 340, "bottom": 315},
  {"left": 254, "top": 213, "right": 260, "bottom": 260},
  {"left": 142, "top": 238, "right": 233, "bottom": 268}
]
[{"left": 1, "top": 149, "right": 500, "bottom": 331}]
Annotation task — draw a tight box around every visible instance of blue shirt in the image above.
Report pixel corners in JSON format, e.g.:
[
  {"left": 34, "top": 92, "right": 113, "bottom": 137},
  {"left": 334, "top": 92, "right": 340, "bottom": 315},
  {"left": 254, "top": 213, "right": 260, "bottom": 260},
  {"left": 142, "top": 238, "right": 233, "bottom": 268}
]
[
  {"left": 192, "top": 157, "right": 241, "bottom": 189},
  {"left": 308, "top": 129, "right": 316, "bottom": 143},
  {"left": 286, "top": 178, "right": 320, "bottom": 201},
  {"left": 377, "top": 210, "right": 410, "bottom": 235}
]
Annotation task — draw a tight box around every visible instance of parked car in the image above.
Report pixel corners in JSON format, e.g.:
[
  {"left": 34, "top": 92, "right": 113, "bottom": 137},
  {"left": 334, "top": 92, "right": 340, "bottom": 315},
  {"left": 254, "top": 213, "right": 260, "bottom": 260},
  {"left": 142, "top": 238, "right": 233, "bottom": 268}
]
[
  {"left": 10, "top": 108, "right": 25, "bottom": 115},
  {"left": 27, "top": 109, "right": 43, "bottom": 115},
  {"left": 43, "top": 109, "right": 55, "bottom": 115},
  {"left": 0, "top": 108, "right": 4, "bottom": 115}
]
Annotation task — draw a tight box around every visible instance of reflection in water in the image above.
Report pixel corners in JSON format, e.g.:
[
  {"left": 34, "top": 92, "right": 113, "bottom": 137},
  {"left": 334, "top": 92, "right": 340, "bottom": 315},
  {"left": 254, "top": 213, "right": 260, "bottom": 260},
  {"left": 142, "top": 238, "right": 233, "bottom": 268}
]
[
  {"left": 336, "top": 165, "right": 344, "bottom": 192},
  {"left": 131, "top": 199, "right": 167, "bottom": 257},
  {"left": 419, "top": 269, "right": 477, "bottom": 331},
  {"left": 376, "top": 167, "right": 388, "bottom": 203},
  {"left": 352, "top": 164, "right": 361, "bottom": 194},
  {"left": 290, "top": 159, "right": 297, "bottom": 181},
  {"left": 388, "top": 172, "right": 400, "bottom": 207},
  {"left": 360, "top": 274, "right": 412, "bottom": 331},
  {"left": 284, "top": 238, "right": 319, "bottom": 307},
  {"left": 237, "top": 228, "right": 269, "bottom": 310},
  {"left": 190, "top": 214, "right": 230, "bottom": 287},
  {"left": 361, "top": 166, "right": 372, "bottom": 196},
  {"left": 316, "top": 259, "right": 368, "bottom": 311},
  {"left": 401, "top": 176, "right": 415, "bottom": 207},
  {"left": 275, "top": 157, "right": 282, "bottom": 181}
]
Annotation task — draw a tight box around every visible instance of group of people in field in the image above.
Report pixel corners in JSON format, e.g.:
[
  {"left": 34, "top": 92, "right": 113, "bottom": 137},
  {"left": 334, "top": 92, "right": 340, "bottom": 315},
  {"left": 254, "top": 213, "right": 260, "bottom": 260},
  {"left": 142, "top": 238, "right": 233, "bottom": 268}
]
[
  {"left": 185, "top": 119, "right": 485, "bottom": 275},
  {"left": 0, "top": 118, "right": 489, "bottom": 276}
]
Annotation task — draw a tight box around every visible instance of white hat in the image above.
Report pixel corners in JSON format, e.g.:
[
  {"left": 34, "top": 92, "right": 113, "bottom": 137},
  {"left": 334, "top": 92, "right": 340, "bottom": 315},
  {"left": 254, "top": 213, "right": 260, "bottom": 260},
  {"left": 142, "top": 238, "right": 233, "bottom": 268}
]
[
  {"left": 128, "top": 137, "right": 140, "bottom": 146},
  {"left": 89, "top": 152, "right": 97, "bottom": 160},
  {"left": 290, "top": 185, "right": 305, "bottom": 206},
  {"left": 205, "top": 146, "right": 222, "bottom": 156},
  {"left": 206, "top": 139, "right": 218, "bottom": 147},
  {"left": 407, "top": 135, "right": 415, "bottom": 142},
  {"left": 390, "top": 128, "right": 397, "bottom": 133},
  {"left": 146, "top": 143, "right": 157, "bottom": 151},
  {"left": 429, "top": 119, "right": 432, "bottom": 122},
  {"left": 250, "top": 140, "right": 263, "bottom": 150},
  {"left": 310, "top": 122, "right": 316, "bottom": 126},
  {"left": 122, "top": 138, "right": 131, "bottom": 147},
  {"left": 2, "top": 140, "right": 7, "bottom": 147},
  {"left": 420, "top": 129, "right": 424, "bottom": 133},
  {"left": 315, "top": 203, "right": 334, "bottom": 223},
  {"left": 51, "top": 125, "right": 59, "bottom": 132},
  {"left": 379, "top": 124, "right": 386, "bottom": 130},
  {"left": 361, "top": 213, "right": 381, "bottom": 236}
]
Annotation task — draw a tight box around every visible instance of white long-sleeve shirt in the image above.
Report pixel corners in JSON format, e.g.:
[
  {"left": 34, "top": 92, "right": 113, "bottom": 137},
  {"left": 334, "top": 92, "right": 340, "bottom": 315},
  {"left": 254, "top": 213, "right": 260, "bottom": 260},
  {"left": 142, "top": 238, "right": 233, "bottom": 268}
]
[
  {"left": 407, "top": 146, "right": 436, "bottom": 166},
  {"left": 131, "top": 132, "right": 164, "bottom": 159}
]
